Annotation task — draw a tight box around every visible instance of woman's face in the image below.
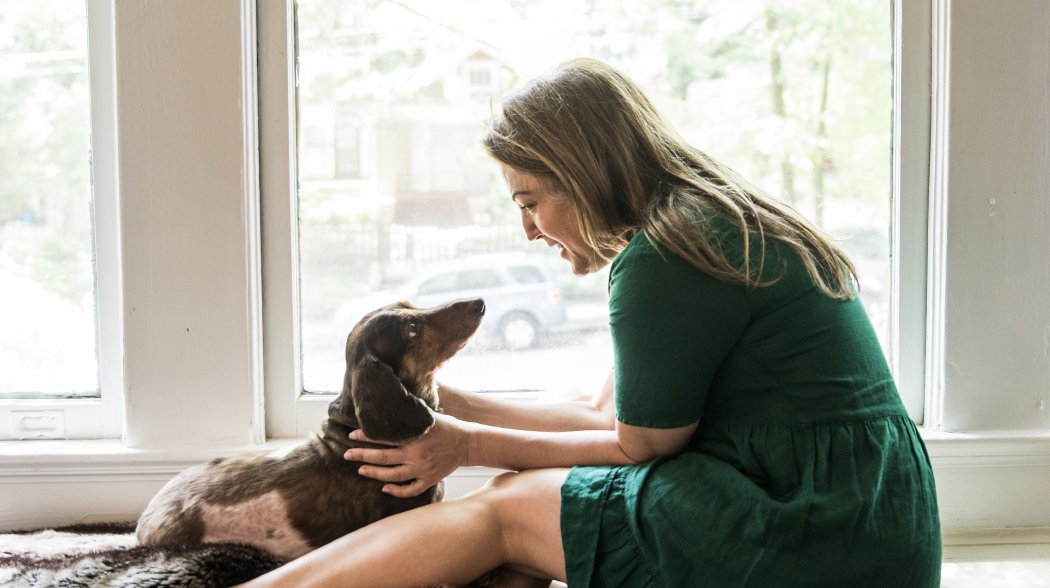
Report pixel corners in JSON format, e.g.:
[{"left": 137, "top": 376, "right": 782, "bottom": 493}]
[{"left": 503, "top": 166, "right": 607, "bottom": 276}]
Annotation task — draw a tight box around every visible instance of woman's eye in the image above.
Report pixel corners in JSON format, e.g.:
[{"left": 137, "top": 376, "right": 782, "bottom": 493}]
[{"left": 518, "top": 203, "right": 536, "bottom": 212}]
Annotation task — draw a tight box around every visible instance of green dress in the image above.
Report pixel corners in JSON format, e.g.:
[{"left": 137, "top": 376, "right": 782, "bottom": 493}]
[{"left": 560, "top": 227, "right": 941, "bottom": 587}]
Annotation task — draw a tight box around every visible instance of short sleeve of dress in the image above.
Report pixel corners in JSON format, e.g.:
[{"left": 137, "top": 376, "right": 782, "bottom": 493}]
[{"left": 610, "top": 233, "right": 749, "bottom": 428}]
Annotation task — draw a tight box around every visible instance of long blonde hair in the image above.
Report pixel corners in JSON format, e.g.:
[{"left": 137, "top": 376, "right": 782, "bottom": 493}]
[{"left": 482, "top": 58, "right": 857, "bottom": 299}]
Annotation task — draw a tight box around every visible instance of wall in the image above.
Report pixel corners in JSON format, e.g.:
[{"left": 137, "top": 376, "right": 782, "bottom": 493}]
[
  {"left": 938, "top": 0, "right": 1050, "bottom": 432},
  {"left": 116, "top": 0, "right": 262, "bottom": 447}
]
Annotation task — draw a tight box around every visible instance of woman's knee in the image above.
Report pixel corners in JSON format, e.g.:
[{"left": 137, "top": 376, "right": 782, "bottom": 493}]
[
  {"left": 467, "top": 468, "right": 569, "bottom": 578},
  {"left": 475, "top": 468, "right": 569, "bottom": 505}
]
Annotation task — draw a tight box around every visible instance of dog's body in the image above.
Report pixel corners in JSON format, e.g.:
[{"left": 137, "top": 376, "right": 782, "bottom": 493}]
[{"left": 136, "top": 298, "right": 486, "bottom": 562}]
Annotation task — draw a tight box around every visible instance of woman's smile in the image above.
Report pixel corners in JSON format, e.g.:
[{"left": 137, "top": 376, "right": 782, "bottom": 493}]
[{"left": 503, "top": 166, "right": 606, "bottom": 276}]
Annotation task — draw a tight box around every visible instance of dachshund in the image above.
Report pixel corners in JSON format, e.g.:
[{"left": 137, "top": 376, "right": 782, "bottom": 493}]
[{"left": 135, "top": 298, "right": 486, "bottom": 562}]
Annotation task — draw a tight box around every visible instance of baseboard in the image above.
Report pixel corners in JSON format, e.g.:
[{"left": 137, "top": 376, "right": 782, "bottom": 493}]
[{"left": 943, "top": 528, "right": 1050, "bottom": 561}]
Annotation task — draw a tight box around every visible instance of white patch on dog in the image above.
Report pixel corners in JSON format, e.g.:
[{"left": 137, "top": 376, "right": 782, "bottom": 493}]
[{"left": 200, "top": 491, "right": 311, "bottom": 560}]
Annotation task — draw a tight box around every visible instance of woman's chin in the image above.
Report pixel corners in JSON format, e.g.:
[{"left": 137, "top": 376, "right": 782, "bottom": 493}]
[
  {"left": 568, "top": 257, "right": 600, "bottom": 276},
  {"left": 561, "top": 247, "right": 611, "bottom": 276}
]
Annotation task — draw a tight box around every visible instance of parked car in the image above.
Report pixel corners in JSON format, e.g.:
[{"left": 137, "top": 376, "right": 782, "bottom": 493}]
[{"left": 334, "top": 253, "right": 567, "bottom": 350}]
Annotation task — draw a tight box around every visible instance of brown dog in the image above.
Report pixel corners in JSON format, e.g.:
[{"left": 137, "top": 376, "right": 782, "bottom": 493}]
[{"left": 135, "top": 298, "right": 485, "bottom": 561}]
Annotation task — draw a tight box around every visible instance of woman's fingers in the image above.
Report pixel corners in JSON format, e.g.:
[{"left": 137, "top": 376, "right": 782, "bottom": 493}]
[
  {"left": 347, "top": 430, "right": 397, "bottom": 445},
  {"left": 344, "top": 446, "right": 403, "bottom": 465},
  {"left": 353, "top": 460, "right": 438, "bottom": 498},
  {"left": 356, "top": 464, "right": 415, "bottom": 482},
  {"left": 382, "top": 478, "right": 433, "bottom": 498},
  {"left": 342, "top": 414, "right": 466, "bottom": 498}
]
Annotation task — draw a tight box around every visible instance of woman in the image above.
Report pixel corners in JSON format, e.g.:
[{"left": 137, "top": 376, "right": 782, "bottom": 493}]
[{"left": 244, "top": 58, "right": 941, "bottom": 587}]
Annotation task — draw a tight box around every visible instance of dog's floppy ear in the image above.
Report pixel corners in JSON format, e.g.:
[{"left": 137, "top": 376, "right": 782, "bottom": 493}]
[{"left": 350, "top": 355, "right": 435, "bottom": 443}]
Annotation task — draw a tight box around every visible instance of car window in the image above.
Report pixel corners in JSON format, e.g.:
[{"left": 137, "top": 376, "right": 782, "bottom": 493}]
[
  {"left": 507, "top": 265, "right": 546, "bottom": 284},
  {"left": 457, "top": 269, "right": 503, "bottom": 290},
  {"left": 416, "top": 273, "right": 460, "bottom": 296}
]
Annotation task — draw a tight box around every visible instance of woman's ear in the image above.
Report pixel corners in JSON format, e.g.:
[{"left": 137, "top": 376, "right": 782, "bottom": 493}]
[{"left": 349, "top": 355, "right": 435, "bottom": 443}]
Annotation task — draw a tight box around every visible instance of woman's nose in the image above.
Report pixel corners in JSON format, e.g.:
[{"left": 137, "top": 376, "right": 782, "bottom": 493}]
[{"left": 521, "top": 212, "right": 541, "bottom": 241}]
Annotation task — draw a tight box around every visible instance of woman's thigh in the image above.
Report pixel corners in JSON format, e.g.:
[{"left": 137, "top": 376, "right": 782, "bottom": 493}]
[{"left": 469, "top": 468, "right": 570, "bottom": 582}]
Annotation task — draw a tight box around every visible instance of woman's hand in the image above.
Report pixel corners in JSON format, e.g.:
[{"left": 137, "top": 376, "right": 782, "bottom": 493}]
[{"left": 344, "top": 412, "right": 472, "bottom": 498}]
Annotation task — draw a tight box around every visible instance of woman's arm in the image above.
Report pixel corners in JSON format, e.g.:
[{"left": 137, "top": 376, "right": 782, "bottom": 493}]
[
  {"left": 345, "top": 407, "right": 696, "bottom": 497},
  {"left": 463, "top": 417, "right": 696, "bottom": 472},
  {"left": 439, "top": 370, "right": 616, "bottom": 432}
]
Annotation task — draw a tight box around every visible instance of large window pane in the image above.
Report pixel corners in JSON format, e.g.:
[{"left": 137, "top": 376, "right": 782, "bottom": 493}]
[
  {"left": 296, "top": 0, "right": 892, "bottom": 397},
  {"left": 0, "top": 1, "right": 97, "bottom": 396}
]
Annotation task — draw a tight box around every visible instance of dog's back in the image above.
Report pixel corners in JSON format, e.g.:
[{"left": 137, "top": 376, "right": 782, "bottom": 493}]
[{"left": 136, "top": 434, "right": 438, "bottom": 560}]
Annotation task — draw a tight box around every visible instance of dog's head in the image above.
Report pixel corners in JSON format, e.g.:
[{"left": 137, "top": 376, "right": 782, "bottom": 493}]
[{"left": 328, "top": 298, "right": 485, "bottom": 443}]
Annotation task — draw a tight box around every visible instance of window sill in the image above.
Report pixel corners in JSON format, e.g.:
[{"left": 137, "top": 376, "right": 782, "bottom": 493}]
[
  {"left": 0, "top": 437, "right": 503, "bottom": 531},
  {"left": 6, "top": 426, "right": 1047, "bottom": 461},
  {"left": 0, "top": 437, "right": 504, "bottom": 482}
]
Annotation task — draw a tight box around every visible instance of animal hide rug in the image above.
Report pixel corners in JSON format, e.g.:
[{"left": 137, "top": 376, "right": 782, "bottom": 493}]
[{"left": 0, "top": 523, "right": 279, "bottom": 587}]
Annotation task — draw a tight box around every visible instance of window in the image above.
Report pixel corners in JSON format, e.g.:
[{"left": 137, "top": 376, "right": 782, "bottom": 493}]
[
  {"left": 0, "top": 2, "right": 96, "bottom": 398},
  {"left": 293, "top": 0, "right": 893, "bottom": 405},
  {"left": 508, "top": 265, "right": 545, "bottom": 285},
  {"left": 468, "top": 68, "right": 491, "bottom": 88},
  {"left": 456, "top": 269, "right": 502, "bottom": 291},
  {"left": 0, "top": 0, "right": 121, "bottom": 440}
]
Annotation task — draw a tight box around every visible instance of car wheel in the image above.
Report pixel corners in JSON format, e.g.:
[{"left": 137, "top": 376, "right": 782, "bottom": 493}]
[{"left": 499, "top": 312, "right": 539, "bottom": 350}]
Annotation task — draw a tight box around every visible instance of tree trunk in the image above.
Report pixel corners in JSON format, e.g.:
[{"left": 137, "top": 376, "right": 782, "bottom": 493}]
[
  {"left": 812, "top": 54, "right": 833, "bottom": 227},
  {"left": 765, "top": 9, "right": 796, "bottom": 203}
]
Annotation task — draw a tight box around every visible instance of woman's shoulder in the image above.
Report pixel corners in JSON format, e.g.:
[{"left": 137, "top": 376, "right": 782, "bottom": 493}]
[
  {"left": 609, "top": 229, "right": 743, "bottom": 300},
  {"left": 611, "top": 231, "right": 689, "bottom": 278},
  {"left": 611, "top": 217, "right": 755, "bottom": 275}
]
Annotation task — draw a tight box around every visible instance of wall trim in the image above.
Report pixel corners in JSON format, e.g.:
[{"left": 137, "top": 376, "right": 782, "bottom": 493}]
[
  {"left": 4, "top": 434, "right": 1050, "bottom": 541},
  {"left": 923, "top": 0, "right": 952, "bottom": 432},
  {"left": 239, "top": 0, "right": 266, "bottom": 445}
]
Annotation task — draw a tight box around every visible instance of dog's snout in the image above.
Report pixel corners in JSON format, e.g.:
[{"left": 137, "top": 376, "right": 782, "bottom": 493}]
[{"left": 471, "top": 298, "right": 486, "bottom": 316}]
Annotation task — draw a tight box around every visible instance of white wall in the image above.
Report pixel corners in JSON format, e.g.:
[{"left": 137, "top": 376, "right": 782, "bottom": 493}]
[
  {"left": 938, "top": 0, "right": 1050, "bottom": 433},
  {"left": 116, "top": 0, "right": 262, "bottom": 447}
]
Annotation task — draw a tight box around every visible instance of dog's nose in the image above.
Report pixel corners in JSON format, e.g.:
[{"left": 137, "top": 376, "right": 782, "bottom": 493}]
[{"left": 471, "top": 298, "right": 486, "bottom": 315}]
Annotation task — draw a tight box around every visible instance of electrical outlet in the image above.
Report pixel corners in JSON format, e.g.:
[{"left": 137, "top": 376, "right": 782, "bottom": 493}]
[{"left": 12, "top": 410, "right": 66, "bottom": 440}]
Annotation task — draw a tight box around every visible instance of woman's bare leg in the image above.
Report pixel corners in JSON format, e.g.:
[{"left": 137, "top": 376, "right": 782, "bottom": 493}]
[
  {"left": 239, "top": 468, "right": 569, "bottom": 588},
  {"left": 487, "top": 568, "right": 555, "bottom": 588}
]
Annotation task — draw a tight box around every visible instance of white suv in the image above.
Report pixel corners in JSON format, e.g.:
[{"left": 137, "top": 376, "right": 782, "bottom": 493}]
[{"left": 334, "top": 253, "right": 568, "bottom": 350}]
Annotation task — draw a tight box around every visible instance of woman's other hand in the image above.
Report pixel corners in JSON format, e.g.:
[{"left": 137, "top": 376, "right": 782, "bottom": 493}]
[{"left": 344, "top": 413, "right": 473, "bottom": 498}]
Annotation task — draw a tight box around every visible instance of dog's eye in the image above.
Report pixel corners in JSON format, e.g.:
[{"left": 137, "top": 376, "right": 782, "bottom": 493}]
[{"left": 407, "top": 322, "right": 419, "bottom": 336}]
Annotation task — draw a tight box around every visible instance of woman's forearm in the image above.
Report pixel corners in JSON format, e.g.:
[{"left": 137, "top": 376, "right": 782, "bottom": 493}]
[
  {"left": 439, "top": 372, "right": 616, "bottom": 432},
  {"left": 464, "top": 423, "right": 636, "bottom": 471},
  {"left": 443, "top": 389, "right": 609, "bottom": 432}
]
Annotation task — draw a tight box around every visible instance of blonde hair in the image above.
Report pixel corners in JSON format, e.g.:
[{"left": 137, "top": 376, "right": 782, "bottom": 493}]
[{"left": 482, "top": 58, "right": 857, "bottom": 299}]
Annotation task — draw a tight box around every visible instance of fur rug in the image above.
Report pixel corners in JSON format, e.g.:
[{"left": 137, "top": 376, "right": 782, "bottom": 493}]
[{"left": 0, "top": 523, "right": 280, "bottom": 587}]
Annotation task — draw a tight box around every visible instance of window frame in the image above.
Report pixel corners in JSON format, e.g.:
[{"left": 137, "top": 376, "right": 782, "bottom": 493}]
[
  {"left": 892, "top": 0, "right": 933, "bottom": 423},
  {"left": 261, "top": 0, "right": 927, "bottom": 435},
  {"left": 0, "top": 0, "right": 123, "bottom": 440}
]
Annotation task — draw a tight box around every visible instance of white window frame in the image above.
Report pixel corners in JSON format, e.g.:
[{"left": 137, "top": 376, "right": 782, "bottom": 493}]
[
  {"left": 258, "top": 0, "right": 326, "bottom": 438},
  {"left": 0, "top": 0, "right": 1047, "bottom": 557},
  {"left": 892, "top": 0, "right": 932, "bottom": 424},
  {"left": 260, "top": 0, "right": 934, "bottom": 437},
  {"left": 0, "top": 0, "right": 123, "bottom": 441}
]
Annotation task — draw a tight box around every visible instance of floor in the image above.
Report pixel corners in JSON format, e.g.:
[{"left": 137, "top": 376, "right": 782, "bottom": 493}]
[
  {"left": 543, "top": 558, "right": 1050, "bottom": 587},
  {"left": 941, "top": 560, "right": 1050, "bottom": 587}
]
